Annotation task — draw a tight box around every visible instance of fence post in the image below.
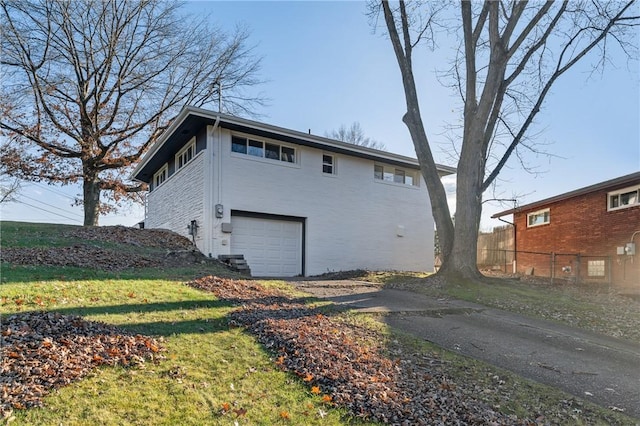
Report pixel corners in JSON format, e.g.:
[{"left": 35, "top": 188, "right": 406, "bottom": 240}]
[
  {"left": 550, "top": 252, "right": 555, "bottom": 285},
  {"left": 576, "top": 253, "right": 581, "bottom": 285}
]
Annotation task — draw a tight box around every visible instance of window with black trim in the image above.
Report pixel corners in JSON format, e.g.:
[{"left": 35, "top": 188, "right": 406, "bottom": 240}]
[
  {"left": 374, "top": 164, "right": 418, "bottom": 187},
  {"left": 527, "top": 208, "right": 550, "bottom": 227},
  {"left": 608, "top": 185, "right": 640, "bottom": 211},
  {"left": 176, "top": 138, "right": 195, "bottom": 170},
  {"left": 322, "top": 154, "right": 335, "bottom": 174},
  {"left": 232, "top": 135, "right": 296, "bottom": 164}
]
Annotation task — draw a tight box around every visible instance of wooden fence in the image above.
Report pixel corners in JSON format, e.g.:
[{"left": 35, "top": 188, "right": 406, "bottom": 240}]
[{"left": 477, "top": 225, "right": 514, "bottom": 269}]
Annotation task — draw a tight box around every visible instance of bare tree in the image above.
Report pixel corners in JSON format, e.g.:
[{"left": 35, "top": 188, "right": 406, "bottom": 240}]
[
  {"left": 0, "top": 172, "right": 20, "bottom": 205},
  {"left": 376, "top": 0, "right": 638, "bottom": 281},
  {"left": 0, "top": 0, "right": 263, "bottom": 225},
  {"left": 326, "top": 122, "right": 387, "bottom": 150}
]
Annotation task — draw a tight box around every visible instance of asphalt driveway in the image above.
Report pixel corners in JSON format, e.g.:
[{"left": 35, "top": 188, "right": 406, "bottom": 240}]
[{"left": 291, "top": 280, "right": 640, "bottom": 419}]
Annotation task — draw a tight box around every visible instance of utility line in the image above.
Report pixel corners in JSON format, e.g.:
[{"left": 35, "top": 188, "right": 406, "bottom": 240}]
[
  {"left": 10, "top": 200, "right": 81, "bottom": 223},
  {"left": 32, "top": 182, "right": 78, "bottom": 202},
  {"left": 18, "top": 193, "right": 83, "bottom": 219}
]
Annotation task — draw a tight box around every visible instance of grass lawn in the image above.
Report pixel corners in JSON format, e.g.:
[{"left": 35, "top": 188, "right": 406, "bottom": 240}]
[
  {"left": 1, "top": 275, "right": 361, "bottom": 425},
  {"left": 1, "top": 222, "right": 637, "bottom": 425}
]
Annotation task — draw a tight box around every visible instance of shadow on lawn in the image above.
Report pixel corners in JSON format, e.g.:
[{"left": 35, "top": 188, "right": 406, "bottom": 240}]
[{"left": 43, "top": 296, "right": 329, "bottom": 337}]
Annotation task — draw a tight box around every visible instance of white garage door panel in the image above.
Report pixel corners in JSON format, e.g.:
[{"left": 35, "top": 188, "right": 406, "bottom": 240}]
[{"left": 231, "top": 216, "right": 302, "bottom": 277}]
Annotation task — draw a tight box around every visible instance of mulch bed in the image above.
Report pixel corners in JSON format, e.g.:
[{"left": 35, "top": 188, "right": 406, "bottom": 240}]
[
  {"left": 187, "top": 276, "right": 526, "bottom": 425},
  {"left": 0, "top": 312, "right": 164, "bottom": 417}
]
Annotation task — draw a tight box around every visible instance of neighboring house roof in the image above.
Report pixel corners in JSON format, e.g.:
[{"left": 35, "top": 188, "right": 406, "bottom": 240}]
[
  {"left": 492, "top": 171, "right": 640, "bottom": 218},
  {"left": 132, "top": 106, "right": 457, "bottom": 183}
]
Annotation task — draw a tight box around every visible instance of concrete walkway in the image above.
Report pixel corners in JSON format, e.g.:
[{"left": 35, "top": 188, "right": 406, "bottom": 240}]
[{"left": 291, "top": 280, "right": 640, "bottom": 419}]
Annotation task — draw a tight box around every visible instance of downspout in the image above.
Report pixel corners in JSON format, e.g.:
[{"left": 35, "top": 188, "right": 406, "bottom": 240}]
[
  {"left": 213, "top": 115, "right": 221, "bottom": 219},
  {"left": 206, "top": 116, "right": 221, "bottom": 258}
]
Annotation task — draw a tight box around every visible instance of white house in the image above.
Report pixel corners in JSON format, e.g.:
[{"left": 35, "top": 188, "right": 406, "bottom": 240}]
[{"left": 132, "top": 106, "right": 455, "bottom": 277}]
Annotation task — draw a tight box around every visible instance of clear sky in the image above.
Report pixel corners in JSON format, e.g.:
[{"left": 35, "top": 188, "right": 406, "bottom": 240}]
[{"left": 2, "top": 1, "right": 639, "bottom": 231}]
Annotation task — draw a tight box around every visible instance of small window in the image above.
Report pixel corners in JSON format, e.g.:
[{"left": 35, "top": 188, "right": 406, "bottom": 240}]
[
  {"left": 608, "top": 185, "right": 640, "bottom": 211},
  {"left": 374, "top": 165, "right": 384, "bottom": 180},
  {"left": 265, "top": 143, "right": 280, "bottom": 160},
  {"left": 322, "top": 154, "right": 335, "bottom": 174},
  {"left": 153, "top": 164, "right": 168, "bottom": 189},
  {"left": 231, "top": 136, "right": 247, "bottom": 154},
  {"left": 394, "top": 169, "right": 405, "bottom": 184},
  {"left": 374, "top": 164, "right": 418, "bottom": 187},
  {"left": 231, "top": 135, "right": 296, "bottom": 164},
  {"left": 587, "top": 260, "right": 605, "bottom": 277},
  {"left": 281, "top": 146, "right": 295, "bottom": 163},
  {"left": 176, "top": 138, "right": 195, "bottom": 170},
  {"left": 248, "top": 139, "right": 263, "bottom": 157},
  {"left": 527, "top": 208, "right": 550, "bottom": 227}
]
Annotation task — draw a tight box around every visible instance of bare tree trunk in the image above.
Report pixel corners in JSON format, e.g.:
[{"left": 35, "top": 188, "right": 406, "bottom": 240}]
[
  {"left": 439, "top": 150, "right": 483, "bottom": 281},
  {"left": 83, "top": 169, "right": 100, "bottom": 226}
]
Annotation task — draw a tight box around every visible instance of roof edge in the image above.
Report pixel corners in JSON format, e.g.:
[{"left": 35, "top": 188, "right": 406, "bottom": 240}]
[
  {"left": 491, "top": 171, "right": 640, "bottom": 218},
  {"left": 132, "top": 106, "right": 458, "bottom": 180}
]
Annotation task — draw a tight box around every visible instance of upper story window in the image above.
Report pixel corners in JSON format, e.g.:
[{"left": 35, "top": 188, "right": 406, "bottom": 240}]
[
  {"left": 232, "top": 135, "right": 295, "bottom": 163},
  {"left": 322, "top": 154, "right": 335, "bottom": 174},
  {"left": 527, "top": 208, "right": 550, "bottom": 227},
  {"left": 608, "top": 185, "right": 640, "bottom": 211},
  {"left": 153, "top": 164, "right": 168, "bottom": 189},
  {"left": 176, "top": 138, "right": 195, "bottom": 170},
  {"left": 374, "top": 164, "right": 418, "bottom": 187}
]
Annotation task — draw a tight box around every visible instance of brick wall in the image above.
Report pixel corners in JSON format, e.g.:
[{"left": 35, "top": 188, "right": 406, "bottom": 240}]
[
  {"left": 514, "top": 183, "right": 640, "bottom": 287},
  {"left": 145, "top": 152, "right": 205, "bottom": 248}
]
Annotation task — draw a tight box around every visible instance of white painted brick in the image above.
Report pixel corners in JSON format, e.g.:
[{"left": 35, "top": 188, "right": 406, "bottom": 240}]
[{"left": 146, "top": 128, "right": 435, "bottom": 275}]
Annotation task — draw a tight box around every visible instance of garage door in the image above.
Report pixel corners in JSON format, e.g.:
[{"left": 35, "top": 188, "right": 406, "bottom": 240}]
[{"left": 230, "top": 215, "right": 303, "bottom": 277}]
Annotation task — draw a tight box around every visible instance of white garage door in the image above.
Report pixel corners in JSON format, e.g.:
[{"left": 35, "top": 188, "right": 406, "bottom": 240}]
[{"left": 230, "top": 216, "right": 303, "bottom": 277}]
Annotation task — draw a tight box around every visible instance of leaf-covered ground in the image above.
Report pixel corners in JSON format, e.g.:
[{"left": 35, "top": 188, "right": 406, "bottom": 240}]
[
  {"left": 187, "top": 276, "right": 525, "bottom": 425},
  {"left": 1, "top": 225, "right": 217, "bottom": 272},
  {"left": 0, "top": 311, "right": 164, "bottom": 416}
]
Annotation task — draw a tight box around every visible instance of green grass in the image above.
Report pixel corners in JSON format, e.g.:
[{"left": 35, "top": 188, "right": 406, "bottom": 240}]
[
  {"left": 1, "top": 221, "right": 82, "bottom": 248},
  {"left": 0, "top": 221, "right": 361, "bottom": 425},
  {"left": 1, "top": 222, "right": 637, "bottom": 425},
  {"left": 1, "top": 278, "right": 359, "bottom": 425}
]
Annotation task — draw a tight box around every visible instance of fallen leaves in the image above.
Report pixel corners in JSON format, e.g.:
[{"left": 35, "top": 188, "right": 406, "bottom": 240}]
[
  {"left": 0, "top": 311, "right": 164, "bottom": 416},
  {"left": 188, "top": 276, "right": 521, "bottom": 425},
  {"left": 0, "top": 226, "right": 216, "bottom": 272}
]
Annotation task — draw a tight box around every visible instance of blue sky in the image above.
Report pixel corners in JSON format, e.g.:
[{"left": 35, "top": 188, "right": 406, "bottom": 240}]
[{"left": 2, "top": 1, "right": 639, "bottom": 230}]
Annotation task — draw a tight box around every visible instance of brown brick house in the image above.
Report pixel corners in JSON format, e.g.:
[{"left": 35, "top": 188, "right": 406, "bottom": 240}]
[{"left": 492, "top": 172, "right": 640, "bottom": 288}]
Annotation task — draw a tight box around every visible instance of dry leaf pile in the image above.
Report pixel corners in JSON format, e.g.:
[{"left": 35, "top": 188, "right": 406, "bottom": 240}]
[
  {"left": 0, "top": 311, "right": 164, "bottom": 415},
  {"left": 1, "top": 246, "right": 161, "bottom": 271},
  {"left": 1, "top": 226, "right": 210, "bottom": 271},
  {"left": 66, "top": 226, "right": 195, "bottom": 250},
  {"left": 188, "top": 276, "right": 524, "bottom": 425}
]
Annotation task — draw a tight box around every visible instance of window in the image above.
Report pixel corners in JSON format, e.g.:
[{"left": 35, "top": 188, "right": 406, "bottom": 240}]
[
  {"left": 587, "top": 260, "right": 605, "bottom": 277},
  {"left": 374, "top": 164, "right": 418, "bottom": 187},
  {"left": 374, "top": 164, "right": 384, "bottom": 180},
  {"left": 231, "top": 135, "right": 295, "bottom": 164},
  {"left": 153, "top": 164, "right": 168, "bottom": 189},
  {"left": 176, "top": 138, "right": 195, "bottom": 170},
  {"left": 322, "top": 154, "right": 335, "bottom": 174},
  {"left": 608, "top": 185, "right": 640, "bottom": 211},
  {"left": 394, "top": 169, "right": 405, "bottom": 184},
  {"left": 527, "top": 208, "right": 550, "bottom": 227},
  {"left": 232, "top": 136, "right": 247, "bottom": 154}
]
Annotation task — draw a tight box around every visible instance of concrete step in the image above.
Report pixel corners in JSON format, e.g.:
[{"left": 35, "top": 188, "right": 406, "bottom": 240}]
[
  {"left": 218, "top": 254, "right": 245, "bottom": 261},
  {"left": 218, "top": 254, "right": 252, "bottom": 276}
]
